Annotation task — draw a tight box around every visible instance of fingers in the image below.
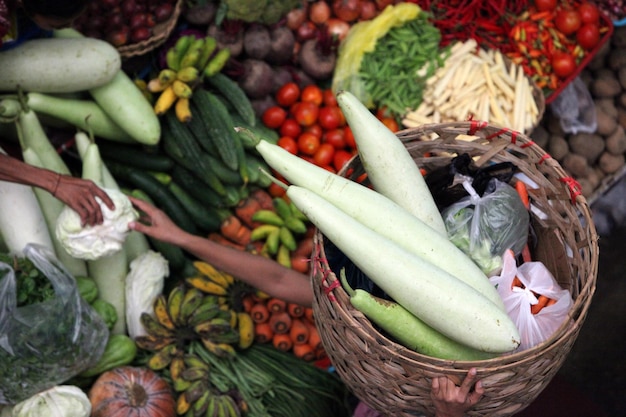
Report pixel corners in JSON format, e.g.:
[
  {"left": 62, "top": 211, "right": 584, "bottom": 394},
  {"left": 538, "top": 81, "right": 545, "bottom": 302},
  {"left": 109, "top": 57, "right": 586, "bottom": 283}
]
[{"left": 459, "top": 368, "right": 478, "bottom": 396}]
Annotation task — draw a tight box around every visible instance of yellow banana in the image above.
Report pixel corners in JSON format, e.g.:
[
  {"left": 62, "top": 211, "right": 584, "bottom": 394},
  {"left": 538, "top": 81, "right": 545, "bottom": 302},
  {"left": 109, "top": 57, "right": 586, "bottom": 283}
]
[
  {"left": 221, "top": 272, "right": 235, "bottom": 286},
  {"left": 201, "top": 338, "right": 236, "bottom": 358},
  {"left": 167, "top": 285, "right": 186, "bottom": 326},
  {"left": 228, "top": 309, "right": 238, "bottom": 329},
  {"left": 140, "top": 312, "right": 174, "bottom": 338},
  {"left": 147, "top": 77, "right": 171, "bottom": 93},
  {"left": 147, "top": 343, "right": 176, "bottom": 371},
  {"left": 176, "top": 392, "right": 192, "bottom": 415},
  {"left": 250, "top": 224, "right": 279, "bottom": 241},
  {"left": 135, "top": 334, "right": 175, "bottom": 351},
  {"left": 279, "top": 226, "right": 297, "bottom": 251},
  {"left": 154, "top": 85, "right": 177, "bottom": 116},
  {"left": 170, "top": 356, "right": 186, "bottom": 381},
  {"left": 158, "top": 68, "right": 178, "bottom": 85},
  {"left": 193, "top": 261, "right": 230, "bottom": 289},
  {"left": 172, "top": 80, "right": 193, "bottom": 99},
  {"left": 186, "top": 276, "right": 229, "bottom": 296},
  {"left": 175, "top": 97, "right": 192, "bottom": 123},
  {"left": 276, "top": 244, "right": 292, "bottom": 268},
  {"left": 236, "top": 312, "right": 254, "bottom": 350},
  {"left": 153, "top": 294, "right": 176, "bottom": 330},
  {"left": 176, "top": 66, "right": 200, "bottom": 83},
  {"left": 180, "top": 287, "right": 206, "bottom": 325}
]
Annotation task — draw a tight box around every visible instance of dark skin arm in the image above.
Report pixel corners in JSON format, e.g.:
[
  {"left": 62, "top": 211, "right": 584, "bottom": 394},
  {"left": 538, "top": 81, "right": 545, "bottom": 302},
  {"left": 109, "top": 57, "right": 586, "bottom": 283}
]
[
  {"left": 128, "top": 196, "right": 314, "bottom": 307},
  {"left": 431, "top": 368, "right": 484, "bottom": 417},
  {"left": 0, "top": 153, "right": 115, "bottom": 226}
]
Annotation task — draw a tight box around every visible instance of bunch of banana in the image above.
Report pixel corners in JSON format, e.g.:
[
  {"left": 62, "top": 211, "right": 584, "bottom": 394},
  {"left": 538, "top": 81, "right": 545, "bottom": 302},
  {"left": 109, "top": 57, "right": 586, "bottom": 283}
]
[
  {"left": 186, "top": 261, "right": 255, "bottom": 351},
  {"left": 172, "top": 352, "right": 243, "bottom": 417},
  {"left": 148, "top": 34, "right": 231, "bottom": 122},
  {"left": 249, "top": 197, "right": 309, "bottom": 268}
]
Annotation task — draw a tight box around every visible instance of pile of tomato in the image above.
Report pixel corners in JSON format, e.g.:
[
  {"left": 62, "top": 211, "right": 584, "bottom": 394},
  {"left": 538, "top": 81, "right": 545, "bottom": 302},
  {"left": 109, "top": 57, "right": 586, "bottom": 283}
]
[{"left": 261, "top": 82, "right": 398, "bottom": 196}]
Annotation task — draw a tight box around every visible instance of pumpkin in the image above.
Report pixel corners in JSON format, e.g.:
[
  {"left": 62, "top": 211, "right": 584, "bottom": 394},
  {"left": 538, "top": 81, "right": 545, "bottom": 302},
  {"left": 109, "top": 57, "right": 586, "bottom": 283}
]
[{"left": 88, "top": 366, "right": 175, "bottom": 417}]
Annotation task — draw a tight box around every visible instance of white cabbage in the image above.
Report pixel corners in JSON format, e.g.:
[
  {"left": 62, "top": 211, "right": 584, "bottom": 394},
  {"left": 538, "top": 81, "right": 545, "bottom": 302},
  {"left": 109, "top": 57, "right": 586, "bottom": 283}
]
[
  {"left": 55, "top": 188, "right": 137, "bottom": 260},
  {"left": 125, "top": 250, "right": 169, "bottom": 339},
  {"left": 11, "top": 385, "right": 90, "bottom": 417}
]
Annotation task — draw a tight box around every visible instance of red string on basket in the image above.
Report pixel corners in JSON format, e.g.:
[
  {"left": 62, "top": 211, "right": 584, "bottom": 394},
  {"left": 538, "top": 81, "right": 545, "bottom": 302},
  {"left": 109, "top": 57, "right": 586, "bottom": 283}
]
[
  {"left": 467, "top": 119, "right": 488, "bottom": 135},
  {"left": 559, "top": 177, "right": 583, "bottom": 204}
]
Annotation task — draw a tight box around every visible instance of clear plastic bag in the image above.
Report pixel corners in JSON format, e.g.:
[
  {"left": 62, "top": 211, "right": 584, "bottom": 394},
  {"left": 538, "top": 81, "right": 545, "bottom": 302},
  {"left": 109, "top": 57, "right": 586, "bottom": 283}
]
[
  {"left": 442, "top": 178, "right": 529, "bottom": 276},
  {"left": 549, "top": 76, "right": 597, "bottom": 134},
  {"left": 0, "top": 244, "right": 109, "bottom": 405},
  {"left": 490, "top": 250, "right": 573, "bottom": 352}
]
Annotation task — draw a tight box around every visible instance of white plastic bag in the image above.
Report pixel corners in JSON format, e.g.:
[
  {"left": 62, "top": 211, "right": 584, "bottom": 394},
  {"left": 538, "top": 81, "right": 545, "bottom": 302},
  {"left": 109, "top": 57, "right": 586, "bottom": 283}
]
[
  {"left": 549, "top": 76, "right": 597, "bottom": 134},
  {"left": 490, "top": 250, "right": 573, "bottom": 352}
]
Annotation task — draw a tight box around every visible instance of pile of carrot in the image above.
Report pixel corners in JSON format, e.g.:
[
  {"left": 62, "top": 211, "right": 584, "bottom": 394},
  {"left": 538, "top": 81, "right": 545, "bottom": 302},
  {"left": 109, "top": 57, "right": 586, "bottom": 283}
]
[{"left": 242, "top": 294, "right": 325, "bottom": 363}]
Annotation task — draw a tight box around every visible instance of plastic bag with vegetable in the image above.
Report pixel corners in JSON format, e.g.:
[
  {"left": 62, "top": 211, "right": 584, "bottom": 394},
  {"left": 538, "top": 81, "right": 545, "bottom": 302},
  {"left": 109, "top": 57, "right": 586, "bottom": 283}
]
[
  {"left": 0, "top": 244, "right": 108, "bottom": 405},
  {"left": 490, "top": 250, "right": 573, "bottom": 352},
  {"left": 549, "top": 76, "right": 597, "bottom": 134},
  {"left": 442, "top": 178, "right": 529, "bottom": 276}
]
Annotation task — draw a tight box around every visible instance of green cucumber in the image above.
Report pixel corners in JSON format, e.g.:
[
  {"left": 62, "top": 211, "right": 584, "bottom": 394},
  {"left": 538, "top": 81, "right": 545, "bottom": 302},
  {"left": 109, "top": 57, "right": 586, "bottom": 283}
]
[
  {"left": 207, "top": 73, "right": 256, "bottom": 127},
  {"left": 167, "top": 181, "right": 230, "bottom": 233},
  {"left": 99, "top": 141, "right": 174, "bottom": 172}
]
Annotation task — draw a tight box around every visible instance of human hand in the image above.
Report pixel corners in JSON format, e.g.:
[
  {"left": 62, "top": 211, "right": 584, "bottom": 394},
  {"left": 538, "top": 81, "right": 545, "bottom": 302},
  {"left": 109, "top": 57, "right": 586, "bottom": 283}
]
[
  {"left": 52, "top": 175, "right": 115, "bottom": 226},
  {"left": 127, "top": 196, "right": 184, "bottom": 244},
  {"left": 431, "top": 368, "right": 484, "bottom": 417}
]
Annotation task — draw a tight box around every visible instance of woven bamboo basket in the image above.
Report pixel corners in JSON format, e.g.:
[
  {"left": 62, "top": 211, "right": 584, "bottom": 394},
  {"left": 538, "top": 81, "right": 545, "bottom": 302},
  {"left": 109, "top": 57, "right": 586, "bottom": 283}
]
[
  {"left": 116, "top": 0, "right": 183, "bottom": 58},
  {"left": 311, "top": 121, "right": 599, "bottom": 417}
]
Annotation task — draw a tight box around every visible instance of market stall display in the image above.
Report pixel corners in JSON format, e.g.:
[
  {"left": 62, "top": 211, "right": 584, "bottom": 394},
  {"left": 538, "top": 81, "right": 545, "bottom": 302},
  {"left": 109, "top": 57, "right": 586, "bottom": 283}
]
[{"left": 0, "top": 0, "right": 620, "bottom": 415}]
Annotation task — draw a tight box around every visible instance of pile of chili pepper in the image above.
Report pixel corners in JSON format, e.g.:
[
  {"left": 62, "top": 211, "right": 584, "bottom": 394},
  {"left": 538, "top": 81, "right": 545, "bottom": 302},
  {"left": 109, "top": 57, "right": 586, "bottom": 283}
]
[{"left": 416, "top": 0, "right": 530, "bottom": 52}]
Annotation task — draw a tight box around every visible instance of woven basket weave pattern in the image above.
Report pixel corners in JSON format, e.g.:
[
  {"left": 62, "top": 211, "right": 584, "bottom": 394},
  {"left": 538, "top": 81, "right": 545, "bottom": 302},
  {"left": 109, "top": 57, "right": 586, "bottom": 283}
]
[{"left": 311, "top": 122, "right": 599, "bottom": 417}]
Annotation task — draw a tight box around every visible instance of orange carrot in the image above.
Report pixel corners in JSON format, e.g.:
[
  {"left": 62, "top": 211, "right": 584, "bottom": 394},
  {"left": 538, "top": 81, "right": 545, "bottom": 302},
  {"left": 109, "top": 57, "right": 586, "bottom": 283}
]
[
  {"left": 250, "top": 187, "right": 275, "bottom": 211},
  {"left": 304, "top": 319, "right": 322, "bottom": 350},
  {"left": 250, "top": 302, "right": 270, "bottom": 324},
  {"left": 287, "top": 302, "right": 305, "bottom": 318},
  {"left": 531, "top": 295, "right": 551, "bottom": 314},
  {"left": 220, "top": 214, "right": 242, "bottom": 239},
  {"left": 292, "top": 343, "right": 316, "bottom": 361},
  {"left": 267, "top": 298, "right": 287, "bottom": 314},
  {"left": 208, "top": 232, "right": 246, "bottom": 251},
  {"left": 231, "top": 224, "right": 252, "bottom": 246},
  {"left": 290, "top": 256, "right": 310, "bottom": 274},
  {"left": 289, "top": 318, "right": 310, "bottom": 345},
  {"left": 272, "top": 333, "right": 293, "bottom": 352},
  {"left": 268, "top": 310, "right": 292, "bottom": 334},
  {"left": 304, "top": 307, "right": 315, "bottom": 324},
  {"left": 241, "top": 294, "right": 256, "bottom": 313},
  {"left": 235, "top": 196, "right": 263, "bottom": 228},
  {"left": 254, "top": 321, "right": 274, "bottom": 344},
  {"left": 293, "top": 236, "right": 314, "bottom": 258},
  {"left": 515, "top": 180, "right": 529, "bottom": 209}
]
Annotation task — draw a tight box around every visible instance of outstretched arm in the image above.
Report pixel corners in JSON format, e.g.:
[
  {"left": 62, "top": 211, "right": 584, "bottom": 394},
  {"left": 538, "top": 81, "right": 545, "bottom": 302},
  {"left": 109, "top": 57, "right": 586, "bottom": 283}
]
[
  {"left": 0, "top": 153, "right": 114, "bottom": 226},
  {"left": 128, "top": 196, "right": 314, "bottom": 307}
]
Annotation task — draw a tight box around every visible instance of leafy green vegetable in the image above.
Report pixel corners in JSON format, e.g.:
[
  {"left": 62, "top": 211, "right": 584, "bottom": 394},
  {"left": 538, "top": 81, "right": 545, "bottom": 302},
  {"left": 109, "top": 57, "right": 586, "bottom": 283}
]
[
  {"left": 221, "top": 0, "right": 300, "bottom": 24},
  {"left": 0, "top": 253, "right": 55, "bottom": 307}
]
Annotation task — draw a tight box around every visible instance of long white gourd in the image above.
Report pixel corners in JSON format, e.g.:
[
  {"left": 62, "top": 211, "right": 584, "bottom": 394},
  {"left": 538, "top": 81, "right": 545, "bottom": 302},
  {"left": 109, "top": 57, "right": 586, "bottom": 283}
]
[
  {"left": 336, "top": 90, "right": 447, "bottom": 235},
  {"left": 255, "top": 139, "right": 504, "bottom": 310},
  {"left": 288, "top": 185, "right": 520, "bottom": 353},
  {"left": 81, "top": 141, "right": 128, "bottom": 335}
]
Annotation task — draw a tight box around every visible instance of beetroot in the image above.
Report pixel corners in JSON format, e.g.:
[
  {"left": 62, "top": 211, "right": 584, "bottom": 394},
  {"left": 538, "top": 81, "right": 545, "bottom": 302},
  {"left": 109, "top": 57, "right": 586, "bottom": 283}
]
[{"left": 298, "top": 39, "right": 336, "bottom": 80}]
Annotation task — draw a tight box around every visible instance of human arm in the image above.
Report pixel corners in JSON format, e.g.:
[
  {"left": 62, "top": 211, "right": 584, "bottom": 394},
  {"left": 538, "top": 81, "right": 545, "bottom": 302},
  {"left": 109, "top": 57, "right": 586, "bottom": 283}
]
[
  {"left": 127, "top": 196, "right": 315, "bottom": 307},
  {"left": 0, "top": 153, "right": 115, "bottom": 226},
  {"left": 431, "top": 368, "right": 484, "bottom": 417}
]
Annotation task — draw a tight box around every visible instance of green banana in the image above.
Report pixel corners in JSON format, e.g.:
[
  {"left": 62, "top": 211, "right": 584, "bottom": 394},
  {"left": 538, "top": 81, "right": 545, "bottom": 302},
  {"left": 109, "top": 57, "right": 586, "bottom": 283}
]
[
  {"left": 264, "top": 227, "right": 280, "bottom": 255},
  {"left": 252, "top": 209, "right": 285, "bottom": 226},
  {"left": 196, "top": 36, "right": 217, "bottom": 71},
  {"left": 147, "top": 343, "right": 176, "bottom": 370},
  {"left": 192, "top": 390, "right": 211, "bottom": 416},
  {"left": 183, "top": 353, "right": 210, "bottom": 371},
  {"left": 219, "top": 395, "right": 241, "bottom": 417},
  {"left": 279, "top": 226, "right": 297, "bottom": 251},
  {"left": 179, "top": 38, "right": 205, "bottom": 69},
  {"left": 284, "top": 216, "right": 308, "bottom": 234},
  {"left": 289, "top": 201, "right": 308, "bottom": 221},
  {"left": 187, "top": 301, "right": 222, "bottom": 327},
  {"left": 180, "top": 366, "right": 209, "bottom": 382},
  {"left": 177, "top": 66, "right": 200, "bottom": 83},
  {"left": 170, "top": 35, "right": 194, "bottom": 71},
  {"left": 184, "top": 380, "right": 207, "bottom": 404},
  {"left": 140, "top": 312, "right": 174, "bottom": 338},
  {"left": 250, "top": 224, "right": 279, "bottom": 241},
  {"left": 273, "top": 197, "right": 292, "bottom": 220},
  {"left": 167, "top": 284, "right": 186, "bottom": 326},
  {"left": 180, "top": 288, "right": 206, "bottom": 324}
]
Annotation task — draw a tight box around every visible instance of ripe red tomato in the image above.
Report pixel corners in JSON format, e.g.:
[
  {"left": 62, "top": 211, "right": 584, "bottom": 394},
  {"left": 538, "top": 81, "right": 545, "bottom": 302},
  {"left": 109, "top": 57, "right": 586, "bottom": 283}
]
[
  {"left": 300, "top": 85, "right": 324, "bottom": 106},
  {"left": 551, "top": 52, "right": 576, "bottom": 78},
  {"left": 323, "top": 128, "right": 346, "bottom": 149},
  {"left": 576, "top": 23, "right": 600, "bottom": 50},
  {"left": 276, "top": 82, "right": 301, "bottom": 107},
  {"left": 293, "top": 101, "right": 319, "bottom": 127},
  {"left": 343, "top": 126, "right": 356, "bottom": 149},
  {"left": 313, "top": 143, "right": 335, "bottom": 166},
  {"left": 322, "top": 88, "right": 338, "bottom": 107},
  {"left": 534, "top": 0, "right": 557, "bottom": 12},
  {"left": 279, "top": 118, "right": 302, "bottom": 138},
  {"left": 297, "top": 132, "right": 321, "bottom": 155},
  {"left": 262, "top": 106, "right": 287, "bottom": 129},
  {"left": 318, "top": 106, "right": 342, "bottom": 130},
  {"left": 277, "top": 136, "right": 299, "bottom": 155},
  {"left": 578, "top": 3, "right": 600, "bottom": 24},
  {"left": 304, "top": 123, "right": 323, "bottom": 139},
  {"left": 555, "top": 9, "right": 582, "bottom": 35},
  {"left": 333, "top": 149, "right": 354, "bottom": 172}
]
